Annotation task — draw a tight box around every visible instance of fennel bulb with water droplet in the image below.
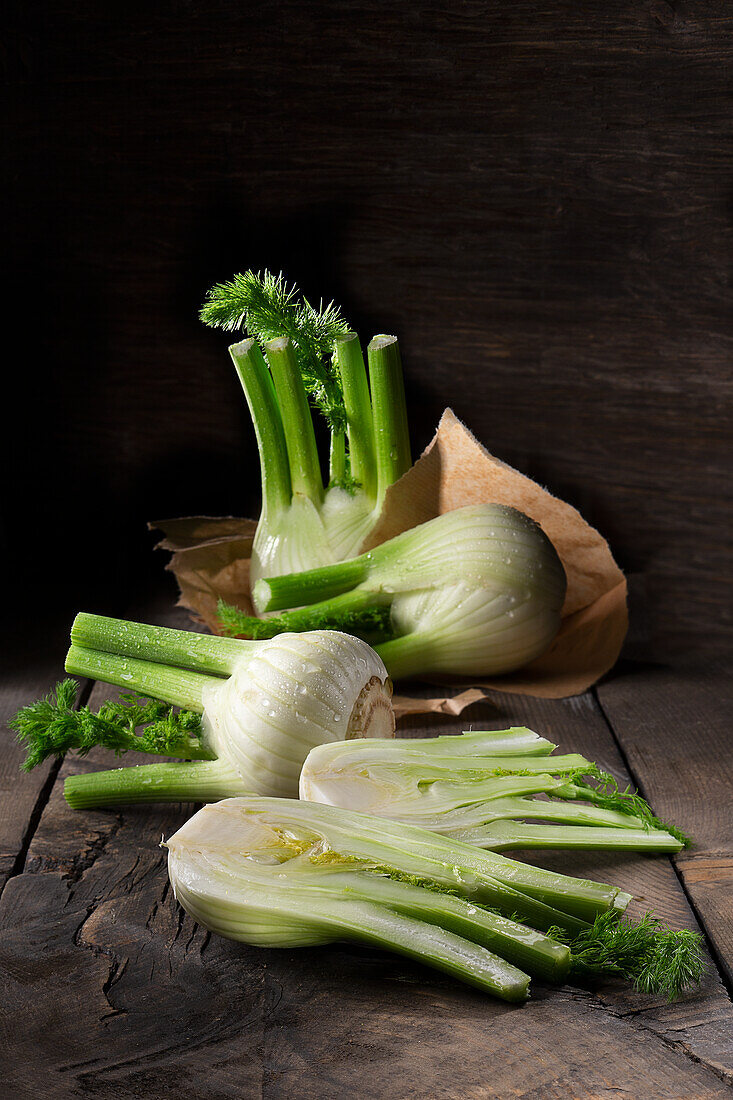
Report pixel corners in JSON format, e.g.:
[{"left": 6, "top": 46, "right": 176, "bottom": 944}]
[
  {"left": 201, "top": 631, "right": 395, "bottom": 797},
  {"left": 32, "top": 614, "right": 396, "bottom": 808},
  {"left": 256, "top": 503, "right": 568, "bottom": 678}
]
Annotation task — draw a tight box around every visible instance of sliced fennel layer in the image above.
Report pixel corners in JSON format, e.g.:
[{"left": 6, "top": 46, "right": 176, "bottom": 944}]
[{"left": 300, "top": 730, "right": 686, "bottom": 853}]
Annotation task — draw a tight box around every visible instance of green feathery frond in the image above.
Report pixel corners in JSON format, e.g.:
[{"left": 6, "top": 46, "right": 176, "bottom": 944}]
[
  {"left": 200, "top": 269, "right": 351, "bottom": 434},
  {"left": 11, "top": 680, "right": 211, "bottom": 771},
  {"left": 549, "top": 910, "right": 705, "bottom": 999},
  {"left": 567, "top": 774, "right": 692, "bottom": 848},
  {"left": 216, "top": 598, "right": 393, "bottom": 646}
]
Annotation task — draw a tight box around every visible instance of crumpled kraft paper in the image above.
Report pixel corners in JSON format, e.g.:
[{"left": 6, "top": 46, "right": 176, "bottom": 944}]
[
  {"left": 152, "top": 408, "right": 627, "bottom": 707},
  {"left": 391, "top": 688, "right": 492, "bottom": 721}
]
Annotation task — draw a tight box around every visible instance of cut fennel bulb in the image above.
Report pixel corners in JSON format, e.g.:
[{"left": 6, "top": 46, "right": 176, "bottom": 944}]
[
  {"left": 228, "top": 330, "right": 411, "bottom": 612},
  {"left": 254, "top": 502, "right": 567, "bottom": 678},
  {"left": 13, "top": 613, "right": 394, "bottom": 808},
  {"left": 163, "top": 796, "right": 608, "bottom": 1001},
  {"left": 300, "top": 729, "right": 688, "bottom": 853},
  {"left": 165, "top": 798, "right": 703, "bottom": 1001}
]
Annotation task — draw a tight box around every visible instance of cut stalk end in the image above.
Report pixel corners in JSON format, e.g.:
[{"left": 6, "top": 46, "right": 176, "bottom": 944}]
[
  {"left": 367, "top": 334, "right": 411, "bottom": 505},
  {"left": 346, "top": 676, "right": 395, "bottom": 740},
  {"left": 254, "top": 557, "right": 371, "bottom": 612}
]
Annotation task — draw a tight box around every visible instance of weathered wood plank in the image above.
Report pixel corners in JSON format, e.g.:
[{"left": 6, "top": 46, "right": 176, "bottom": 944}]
[
  {"left": 1, "top": 604, "right": 731, "bottom": 1096},
  {"left": 597, "top": 662, "right": 733, "bottom": 992},
  {"left": 0, "top": 627, "right": 77, "bottom": 892}
]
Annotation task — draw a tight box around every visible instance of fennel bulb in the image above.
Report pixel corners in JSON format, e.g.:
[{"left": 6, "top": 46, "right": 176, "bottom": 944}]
[
  {"left": 236, "top": 333, "right": 410, "bottom": 609},
  {"left": 165, "top": 797, "right": 703, "bottom": 1001},
  {"left": 300, "top": 728, "right": 687, "bottom": 852},
  {"left": 201, "top": 273, "right": 411, "bottom": 609},
  {"left": 254, "top": 502, "right": 567, "bottom": 678},
  {"left": 13, "top": 613, "right": 394, "bottom": 808}
]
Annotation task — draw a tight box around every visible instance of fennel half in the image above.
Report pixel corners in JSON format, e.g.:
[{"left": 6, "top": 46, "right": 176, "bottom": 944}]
[
  {"left": 300, "top": 728, "right": 689, "bottom": 853},
  {"left": 165, "top": 797, "right": 704, "bottom": 1003}
]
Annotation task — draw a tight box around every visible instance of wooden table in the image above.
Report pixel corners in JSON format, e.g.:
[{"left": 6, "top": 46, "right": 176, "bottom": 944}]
[{"left": 1, "top": 601, "right": 731, "bottom": 1098}]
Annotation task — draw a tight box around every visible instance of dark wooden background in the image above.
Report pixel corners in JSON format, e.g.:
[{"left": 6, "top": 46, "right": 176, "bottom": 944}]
[{"left": 3, "top": 0, "right": 731, "bottom": 662}]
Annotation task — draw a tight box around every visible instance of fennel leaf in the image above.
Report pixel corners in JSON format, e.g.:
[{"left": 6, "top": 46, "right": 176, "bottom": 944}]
[
  {"left": 551, "top": 909, "right": 705, "bottom": 999},
  {"left": 200, "top": 269, "right": 351, "bottom": 435},
  {"left": 571, "top": 774, "right": 692, "bottom": 847},
  {"left": 11, "top": 679, "right": 208, "bottom": 771}
]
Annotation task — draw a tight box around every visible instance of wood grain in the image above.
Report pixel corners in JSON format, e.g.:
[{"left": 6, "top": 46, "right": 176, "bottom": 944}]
[
  {"left": 597, "top": 662, "right": 733, "bottom": 990},
  {"left": 4, "top": 0, "right": 732, "bottom": 661},
  {"left": 0, "top": 626, "right": 76, "bottom": 891}
]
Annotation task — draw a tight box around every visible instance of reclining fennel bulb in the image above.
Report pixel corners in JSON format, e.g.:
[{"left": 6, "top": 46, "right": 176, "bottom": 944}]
[
  {"left": 256, "top": 503, "right": 568, "bottom": 678},
  {"left": 15, "top": 614, "right": 395, "bottom": 808}
]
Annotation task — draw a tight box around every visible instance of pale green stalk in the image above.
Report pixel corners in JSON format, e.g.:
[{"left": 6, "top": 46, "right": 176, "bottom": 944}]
[
  {"left": 265, "top": 337, "right": 324, "bottom": 503},
  {"left": 334, "top": 334, "right": 377, "bottom": 499},
  {"left": 65, "top": 645, "right": 217, "bottom": 713},
  {"left": 229, "top": 339, "right": 292, "bottom": 518},
  {"left": 71, "top": 612, "right": 251, "bottom": 677},
  {"left": 367, "top": 335, "right": 411, "bottom": 505}
]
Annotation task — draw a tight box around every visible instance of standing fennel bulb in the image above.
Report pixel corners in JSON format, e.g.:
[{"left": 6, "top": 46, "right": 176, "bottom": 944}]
[
  {"left": 200, "top": 272, "right": 411, "bottom": 610},
  {"left": 253, "top": 503, "right": 567, "bottom": 678},
  {"left": 13, "top": 613, "right": 394, "bottom": 808}
]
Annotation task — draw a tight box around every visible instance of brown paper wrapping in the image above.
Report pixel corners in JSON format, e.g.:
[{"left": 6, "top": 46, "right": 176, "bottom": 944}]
[
  {"left": 391, "top": 688, "right": 493, "bottom": 721},
  {"left": 153, "top": 409, "right": 627, "bottom": 708}
]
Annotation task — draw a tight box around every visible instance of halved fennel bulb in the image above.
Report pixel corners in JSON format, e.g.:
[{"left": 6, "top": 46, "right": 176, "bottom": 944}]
[
  {"left": 164, "top": 797, "right": 635, "bottom": 1001},
  {"left": 300, "top": 729, "right": 686, "bottom": 853}
]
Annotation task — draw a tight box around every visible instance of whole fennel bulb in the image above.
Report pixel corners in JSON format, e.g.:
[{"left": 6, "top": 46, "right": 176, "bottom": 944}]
[
  {"left": 254, "top": 502, "right": 568, "bottom": 679},
  {"left": 12, "top": 613, "right": 395, "bottom": 808},
  {"left": 200, "top": 273, "right": 411, "bottom": 608}
]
